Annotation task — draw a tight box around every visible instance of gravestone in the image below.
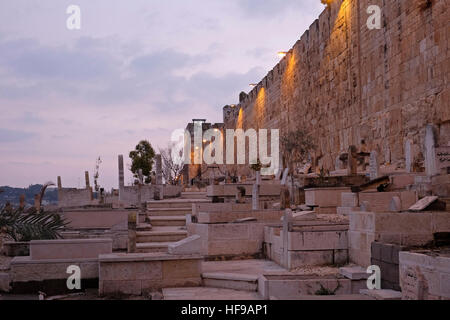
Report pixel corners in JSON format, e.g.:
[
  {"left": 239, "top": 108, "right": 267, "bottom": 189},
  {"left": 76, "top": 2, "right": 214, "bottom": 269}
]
[
  {"left": 360, "top": 201, "right": 371, "bottom": 212},
  {"left": 389, "top": 196, "right": 401, "bottom": 212},
  {"left": 424, "top": 125, "right": 438, "bottom": 176},
  {"left": 252, "top": 183, "right": 260, "bottom": 210},
  {"left": 335, "top": 156, "right": 344, "bottom": 170},
  {"left": 405, "top": 140, "right": 412, "bottom": 173},
  {"left": 275, "top": 168, "right": 283, "bottom": 180},
  {"left": 137, "top": 169, "right": 144, "bottom": 225},
  {"left": 235, "top": 186, "right": 246, "bottom": 204},
  {"left": 409, "top": 196, "right": 438, "bottom": 211},
  {"left": 280, "top": 186, "right": 290, "bottom": 210},
  {"left": 57, "top": 176, "right": 62, "bottom": 190},
  {"left": 34, "top": 194, "right": 40, "bottom": 211},
  {"left": 85, "top": 171, "right": 90, "bottom": 188},
  {"left": 348, "top": 146, "right": 358, "bottom": 175},
  {"left": 118, "top": 155, "right": 125, "bottom": 190},
  {"left": 369, "top": 151, "right": 379, "bottom": 180},
  {"left": 281, "top": 168, "right": 289, "bottom": 185},
  {"left": 155, "top": 154, "right": 163, "bottom": 184},
  {"left": 19, "top": 194, "right": 25, "bottom": 210},
  {"left": 435, "top": 147, "right": 450, "bottom": 171},
  {"left": 255, "top": 171, "right": 261, "bottom": 185}
]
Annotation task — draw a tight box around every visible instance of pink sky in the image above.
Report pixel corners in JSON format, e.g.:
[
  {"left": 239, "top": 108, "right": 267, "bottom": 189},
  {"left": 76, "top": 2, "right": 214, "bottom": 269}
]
[{"left": 0, "top": 0, "right": 324, "bottom": 189}]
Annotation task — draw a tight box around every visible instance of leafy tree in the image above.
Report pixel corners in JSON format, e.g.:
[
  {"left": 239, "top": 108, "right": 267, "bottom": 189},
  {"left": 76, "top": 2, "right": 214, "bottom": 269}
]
[
  {"left": 281, "top": 129, "right": 316, "bottom": 174},
  {"left": 129, "top": 140, "right": 156, "bottom": 184},
  {"left": 281, "top": 129, "right": 316, "bottom": 204}
]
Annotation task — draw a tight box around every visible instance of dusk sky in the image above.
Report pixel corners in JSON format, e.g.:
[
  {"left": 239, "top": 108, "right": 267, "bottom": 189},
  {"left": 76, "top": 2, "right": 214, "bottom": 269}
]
[{"left": 0, "top": 0, "right": 324, "bottom": 190}]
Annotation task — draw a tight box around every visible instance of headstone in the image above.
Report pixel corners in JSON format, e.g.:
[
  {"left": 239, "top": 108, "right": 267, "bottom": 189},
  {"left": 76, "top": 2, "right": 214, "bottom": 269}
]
[
  {"left": 369, "top": 151, "right": 379, "bottom": 180},
  {"left": 281, "top": 168, "right": 289, "bottom": 185},
  {"left": 409, "top": 196, "right": 438, "bottom": 211},
  {"left": 252, "top": 183, "right": 260, "bottom": 210},
  {"left": 34, "top": 194, "right": 40, "bottom": 211},
  {"left": 335, "top": 156, "right": 344, "bottom": 170},
  {"left": 348, "top": 146, "right": 358, "bottom": 175},
  {"left": 118, "top": 155, "right": 125, "bottom": 190},
  {"left": 235, "top": 186, "right": 246, "bottom": 204},
  {"left": 137, "top": 169, "right": 144, "bottom": 225},
  {"left": 389, "top": 196, "right": 401, "bottom": 212},
  {"left": 275, "top": 168, "right": 283, "bottom": 180},
  {"left": 384, "top": 146, "right": 391, "bottom": 164},
  {"left": 435, "top": 146, "right": 450, "bottom": 171},
  {"left": 360, "top": 201, "right": 371, "bottom": 212},
  {"left": 405, "top": 140, "right": 412, "bottom": 173},
  {"left": 85, "top": 171, "right": 90, "bottom": 188},
  {"left": 424, "top": 125, "right": 438, "bottom": 176},
  {"left": 280, "top": 186, "right": 290, "bottom": 210},
  {"left": 19, "top": 194, "right": 25, "bottom": 210},
  {"left": 155, "top": 154, "right": 163, "bottom": 184},
  {"left": 255, "top": 171, "right": 261, "bottom": 185}
]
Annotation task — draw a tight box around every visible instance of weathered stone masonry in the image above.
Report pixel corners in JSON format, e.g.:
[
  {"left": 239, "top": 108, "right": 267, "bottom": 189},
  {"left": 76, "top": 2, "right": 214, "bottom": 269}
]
[{"left": 224, "top": 0, "right": 449, "bottom": 172}]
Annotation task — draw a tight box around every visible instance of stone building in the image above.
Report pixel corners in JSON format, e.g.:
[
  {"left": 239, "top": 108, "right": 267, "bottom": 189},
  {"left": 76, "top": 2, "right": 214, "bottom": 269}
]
[{"left": 181, "top": 119, "right": 227, "bottom": 185}]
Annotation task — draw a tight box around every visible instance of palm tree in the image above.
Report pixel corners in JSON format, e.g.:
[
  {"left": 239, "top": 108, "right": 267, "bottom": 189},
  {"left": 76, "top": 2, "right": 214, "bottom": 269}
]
[{"left": 0, "top": 205, "right": 67, "bottom": 242}]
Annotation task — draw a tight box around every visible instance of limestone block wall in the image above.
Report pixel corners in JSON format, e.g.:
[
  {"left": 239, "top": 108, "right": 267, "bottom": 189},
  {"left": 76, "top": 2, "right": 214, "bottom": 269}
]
[{"left": 224, "top": 0, "right": 449, "bottom": 172}]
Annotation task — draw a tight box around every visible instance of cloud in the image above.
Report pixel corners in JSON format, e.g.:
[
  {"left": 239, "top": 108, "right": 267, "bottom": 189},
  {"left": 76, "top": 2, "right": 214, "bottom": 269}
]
[
  {"left": 0, "top": 38, "right": 119, "bottom": 80},
  {"left": 236, "top": 0, "right": 323, "bottom": 18},
  {"left": 0, "top": 0, "right": 324, "bottom": 188},
  {"left": 0, "top": 128, "right": 36, "bottom": 143}
]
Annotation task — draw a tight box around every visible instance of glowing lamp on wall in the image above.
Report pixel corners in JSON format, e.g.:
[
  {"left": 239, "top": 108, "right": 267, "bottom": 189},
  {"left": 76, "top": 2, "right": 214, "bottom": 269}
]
[
  {"left": 278, "top": 51, "right": 288, "bottom": 58},
  {"left": 321, "top": 0, "right": 333, "bottom": 6}
]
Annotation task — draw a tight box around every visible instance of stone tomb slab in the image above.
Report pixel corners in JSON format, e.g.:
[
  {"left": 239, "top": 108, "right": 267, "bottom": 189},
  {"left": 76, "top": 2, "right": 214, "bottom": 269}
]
[
  {"left": 409, "top": 196, "right": 439, "bottom": 211},
  {"left": 30, "top": 238, "right": 112, "bottom": 260}
]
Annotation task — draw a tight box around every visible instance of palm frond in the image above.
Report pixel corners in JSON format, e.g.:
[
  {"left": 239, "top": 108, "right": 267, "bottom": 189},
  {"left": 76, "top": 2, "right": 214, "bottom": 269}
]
[{"left": 0, "top": 205, "right": 67, "bottom": 242}]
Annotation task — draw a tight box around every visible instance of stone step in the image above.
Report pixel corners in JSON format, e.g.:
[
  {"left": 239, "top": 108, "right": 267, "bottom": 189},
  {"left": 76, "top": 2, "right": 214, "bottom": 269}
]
[
  {"left": 146, "top": 207, "right": 192, "bottom": 216},
  {"left": 136, "top": 229, "right": 188, "bottom": 243},
  {"left": 136, "top": 223, "right": 152, "bottom": 231},
  {"left": 202, "top": 272, "right": 259, "bottom": 292},
  {"left": 147, "top": 199, "right": 210, "bottom": 209},
  {"left": 149, "top": 216, "right": 186, "bottom": 227},
  {"left": 136, "top": 242, "right": 172, "bottom": 253}
]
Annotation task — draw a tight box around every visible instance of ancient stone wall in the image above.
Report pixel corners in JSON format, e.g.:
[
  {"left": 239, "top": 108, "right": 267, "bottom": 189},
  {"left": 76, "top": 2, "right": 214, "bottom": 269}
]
[{"left": 224, "top": 0, "right": 449, "bottom": 172}]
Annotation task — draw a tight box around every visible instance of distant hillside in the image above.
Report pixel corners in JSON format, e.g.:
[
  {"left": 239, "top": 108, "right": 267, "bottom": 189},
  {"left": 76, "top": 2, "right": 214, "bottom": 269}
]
[{"left": 0, "top": 185, "right": 58, "bottom": 206}]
